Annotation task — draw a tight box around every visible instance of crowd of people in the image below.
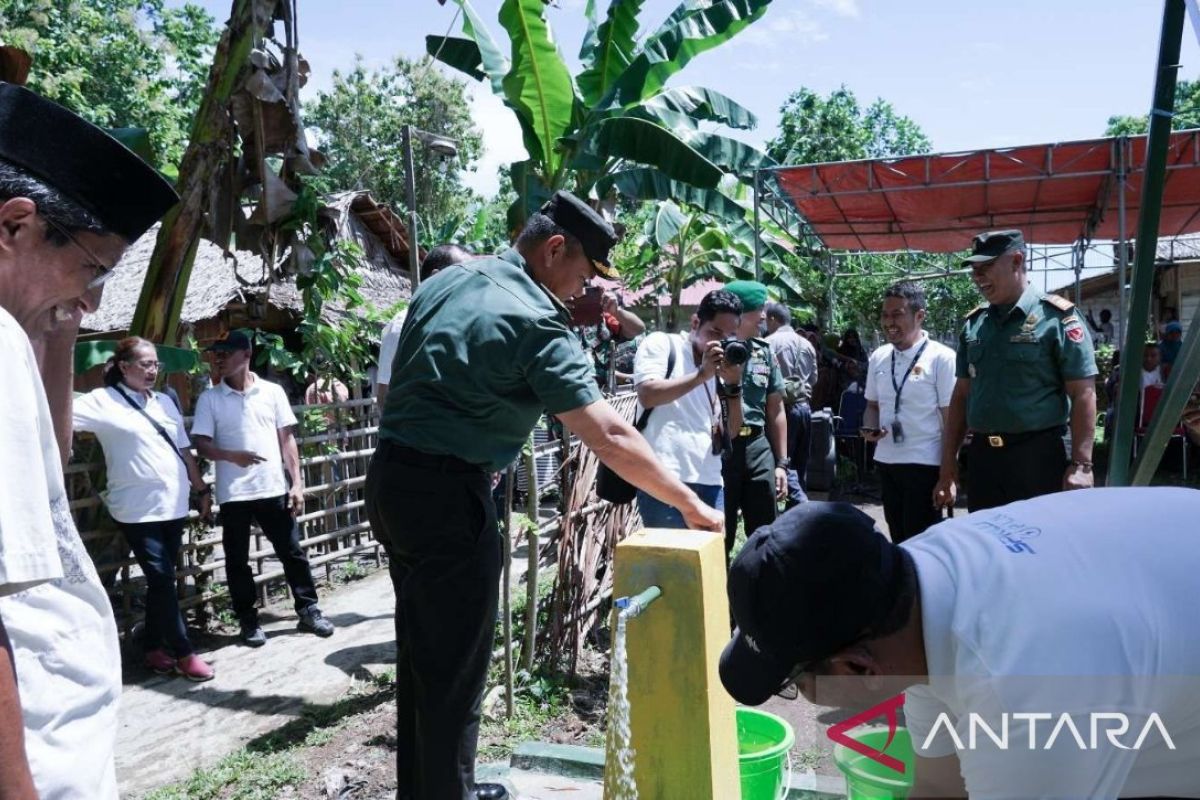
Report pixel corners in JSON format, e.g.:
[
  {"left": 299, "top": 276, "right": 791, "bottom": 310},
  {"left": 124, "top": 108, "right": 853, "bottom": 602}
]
[{"left": 4, "top": 83, "right": 1200, "bottom": 800}]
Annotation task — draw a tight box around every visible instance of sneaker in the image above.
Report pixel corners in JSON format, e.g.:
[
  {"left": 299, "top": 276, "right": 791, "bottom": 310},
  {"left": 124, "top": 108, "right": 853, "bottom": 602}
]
[
  {"left": 240, "top": 623, "right": 267, "bottom": 647},
  {"left": 297, "top": 607, "right": 334, "bottom": 637},
  {"left": 474, "top": 784, "right": 508, "bottom": 800},
  {"left": 144, "top": 649, "right": 175, "bottom": 674},
  {"left": 176, "top": 654, "right": 215, "bottom": 682}
]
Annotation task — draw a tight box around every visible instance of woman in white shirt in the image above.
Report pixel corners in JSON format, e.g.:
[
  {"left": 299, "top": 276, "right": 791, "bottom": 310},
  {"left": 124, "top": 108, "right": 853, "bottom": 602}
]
[{"left": 74, "top": 337, "right": 214, "bottom": 681}]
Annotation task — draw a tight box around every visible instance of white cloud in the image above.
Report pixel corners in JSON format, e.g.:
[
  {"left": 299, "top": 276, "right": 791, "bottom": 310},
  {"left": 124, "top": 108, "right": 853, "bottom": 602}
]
[
  {"left": 809, "top": 0, "right": 861, "bottom": 18},
  {"left": 462, "top": 82, "right": 529, "bottom": 198},
  {"left": 735, "top": 9, "right": 830, "bottom": 49}
]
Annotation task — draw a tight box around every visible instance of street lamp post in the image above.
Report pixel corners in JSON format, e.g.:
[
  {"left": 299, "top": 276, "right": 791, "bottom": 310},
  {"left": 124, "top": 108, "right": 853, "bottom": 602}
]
[{"left": 401, "top": 124, "right": 459, "bottom": 290}]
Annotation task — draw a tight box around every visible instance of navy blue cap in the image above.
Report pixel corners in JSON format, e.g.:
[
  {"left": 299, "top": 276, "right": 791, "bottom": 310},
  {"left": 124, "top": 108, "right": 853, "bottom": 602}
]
[
  {"left": 962, "top": 229, "right": 1024, "bottom": 267},
  {"left": 204, "top": 329, "right": 252, "bottom": 352},
  {"left": 719, "top": 502, "right": 906, "bottom": 706}
]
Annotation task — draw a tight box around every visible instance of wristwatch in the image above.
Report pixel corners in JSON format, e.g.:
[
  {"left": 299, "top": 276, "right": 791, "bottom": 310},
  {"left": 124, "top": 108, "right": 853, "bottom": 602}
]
[
  {"left": 776, "top": 457, "right": 791, "bottom": 470},
  {"left": 1070, "top": 460, "right": 1093, "bottom": 472},
  {"left": 717, "top": 381, "right": 742, "bottom": 399}
]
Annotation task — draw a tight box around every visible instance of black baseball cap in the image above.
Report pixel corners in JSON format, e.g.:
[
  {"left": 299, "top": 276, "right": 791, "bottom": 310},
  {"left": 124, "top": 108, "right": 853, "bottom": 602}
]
[
  {"left": 204, "top": 329, "right": 252, "bottom": 352},
  {"left": 0, "top": 83, "right": 178, "bottom": 242},
  {"left": 962, "top": 229, "right": 1025, "bottom": 267},
  {"left": 719, "top": 502, "right": 909, "bottom": 706},
  {"left": 539, "top": 190, "right": 620, "bottom": 280}
]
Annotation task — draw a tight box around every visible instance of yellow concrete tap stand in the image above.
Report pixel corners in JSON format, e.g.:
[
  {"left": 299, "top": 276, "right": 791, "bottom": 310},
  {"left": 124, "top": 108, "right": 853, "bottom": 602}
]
[{"left": 603, "top": 528, "right": 740, "bottom": 799}]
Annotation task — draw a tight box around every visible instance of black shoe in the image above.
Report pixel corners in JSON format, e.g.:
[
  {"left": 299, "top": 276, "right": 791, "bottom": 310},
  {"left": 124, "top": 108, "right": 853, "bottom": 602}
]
[
  {"left": 297, "top": 607, "right": 334, "bottom": 637},
  {"left": 474, "top": 784, "right": 508, "bottom": 800},
  {"left": 240, "top": 623, "right": 266, "bottom": 647}
]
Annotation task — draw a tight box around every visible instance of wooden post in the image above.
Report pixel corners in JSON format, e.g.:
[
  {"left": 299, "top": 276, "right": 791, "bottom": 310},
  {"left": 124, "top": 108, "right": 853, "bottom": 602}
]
[
  {"left": 502, "top": 464, "right": 516, "bottom": 718},
  {"left": 523, "top": 447, "right": 539, "bottom": 672}
]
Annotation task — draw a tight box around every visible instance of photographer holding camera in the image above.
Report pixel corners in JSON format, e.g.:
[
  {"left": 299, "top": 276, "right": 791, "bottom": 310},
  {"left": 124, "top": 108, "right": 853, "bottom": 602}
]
[{"left": 719, "top": 281, "right": 788, "bottom": 560}]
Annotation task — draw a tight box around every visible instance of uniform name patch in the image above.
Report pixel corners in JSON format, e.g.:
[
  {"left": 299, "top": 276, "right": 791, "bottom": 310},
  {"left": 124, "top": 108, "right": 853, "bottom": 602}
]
[{"left": 1067, "top": 327, "right": 1085, "bottom": 342}]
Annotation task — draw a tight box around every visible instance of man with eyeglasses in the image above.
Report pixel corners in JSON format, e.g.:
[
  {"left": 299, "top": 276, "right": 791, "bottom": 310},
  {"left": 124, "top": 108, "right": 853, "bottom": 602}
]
[
  {"left": 0, "top": 83, "right": 178, "bottom": 799},
  {"left": 932, "top": 230, "right": 1097, "bottom": 513},
  {"left": 721, "top": 493, "right": 1200, "bottom": 799}
]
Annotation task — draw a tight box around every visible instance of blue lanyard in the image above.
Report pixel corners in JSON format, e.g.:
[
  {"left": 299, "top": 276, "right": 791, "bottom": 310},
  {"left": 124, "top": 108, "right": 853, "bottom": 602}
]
[{"left": 890, "top": 339, "right": 929, "bottom": 415}]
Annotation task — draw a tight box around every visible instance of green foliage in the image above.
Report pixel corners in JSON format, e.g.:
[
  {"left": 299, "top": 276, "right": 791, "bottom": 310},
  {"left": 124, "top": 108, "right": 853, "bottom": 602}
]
[
  {"left": 0, "top": 0, "right": 219, "bottom": 171},
  {"left": 304, "top": 55, "right": 484, "bottom": 234},
  {"left": 1105, "top": 79, "right": 1200, "bottom": 136},
  {"left": 827, "top": 256, "right": 979, "bottom": 340},
  {"left": 429, "top": 0, "right": 774, "bottom": 230},
  {"left": 767, "top": 84, "right": 931, "bottom": 165}
]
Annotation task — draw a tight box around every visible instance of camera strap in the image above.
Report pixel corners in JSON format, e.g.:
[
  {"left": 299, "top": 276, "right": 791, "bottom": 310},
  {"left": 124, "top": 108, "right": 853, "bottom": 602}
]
[
  {"left": 634, "top": 335, "right": 677, "bottom": 431},
  {"left": 113, "top": 384, "right": 189, "bottom": 468}
]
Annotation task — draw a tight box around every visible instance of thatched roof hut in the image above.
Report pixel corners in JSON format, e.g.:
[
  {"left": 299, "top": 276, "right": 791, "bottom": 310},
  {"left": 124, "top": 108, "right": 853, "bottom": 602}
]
[{"left": 81, "top": 190, "right": 414, "bottom": 340}]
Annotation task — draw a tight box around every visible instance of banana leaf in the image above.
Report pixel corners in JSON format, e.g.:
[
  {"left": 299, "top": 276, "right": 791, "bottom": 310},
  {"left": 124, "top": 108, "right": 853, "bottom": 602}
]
[
  {"left": 592, "top": 117, "right": 722, "bottom": 188},
  {"left": 506, "top": 159, "right": 554, "bottom": 234},
  {"left": 424, "top": 35, "right": 488, "bottom": 82},
  {"left": 633, "top": 86, "right": 758, "bottom": 130},
  {"left": 75, "top": 341, "right": 199, "bottom": 375},
  {"left": 441, "top": 0, "right": 511, "bottom": 97},
  {"left": 649, "top": 200, "right": 689, "bottom": 248},
  {"left": 499, "top": 0, "right": 576, "bottom": 178},
  {"left": 593, "top": 167, "right": 747, "bottom": 221},
  {"left": 577, "top": 0, "right": 646, "bottom": 107},
  {"left": 601, "top": 0, "right": 774, "bottom": 109}
]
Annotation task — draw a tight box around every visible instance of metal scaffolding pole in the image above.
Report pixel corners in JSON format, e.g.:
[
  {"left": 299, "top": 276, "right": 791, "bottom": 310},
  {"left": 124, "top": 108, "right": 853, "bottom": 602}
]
[
  {"left": 753, "top": 169, "right": 764, "bottom": 282},
  {"left": 1109, "top": 0, "right": 1187, "bottom": 487}
]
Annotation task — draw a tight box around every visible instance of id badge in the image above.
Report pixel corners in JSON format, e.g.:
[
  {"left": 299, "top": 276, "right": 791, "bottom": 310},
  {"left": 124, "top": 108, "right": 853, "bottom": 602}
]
[{"left": 891, "top": 419, "right": 905, "bottom": 443}]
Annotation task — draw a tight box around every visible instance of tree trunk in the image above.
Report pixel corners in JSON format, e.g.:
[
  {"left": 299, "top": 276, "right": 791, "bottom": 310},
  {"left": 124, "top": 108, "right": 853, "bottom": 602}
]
[{"left": 130, "top": 0, "right": 276, "bottom": 343}]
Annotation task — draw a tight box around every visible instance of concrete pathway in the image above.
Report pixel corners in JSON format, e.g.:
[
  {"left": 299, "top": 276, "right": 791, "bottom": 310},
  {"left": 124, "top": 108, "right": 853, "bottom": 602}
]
[{"left": 115, "top": 570, "right": 398, "bottom": 796}]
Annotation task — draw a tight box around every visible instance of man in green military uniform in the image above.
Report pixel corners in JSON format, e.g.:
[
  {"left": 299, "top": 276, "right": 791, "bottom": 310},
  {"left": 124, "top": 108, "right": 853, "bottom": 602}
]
[
  {"left": 934, "top": 230, "right": 1097, "bottom": 513},
  {"left": 365, "top": 190, "right": 723, "bottom": 800},
  {"left": 718, "top": 280, "right": 788, "bottom": 556}
]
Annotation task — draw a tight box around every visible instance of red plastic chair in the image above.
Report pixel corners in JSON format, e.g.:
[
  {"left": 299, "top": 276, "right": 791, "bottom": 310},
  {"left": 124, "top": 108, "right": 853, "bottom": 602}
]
[{"left": 1134, "top": 384, "right": 1189, "bottom": 479}]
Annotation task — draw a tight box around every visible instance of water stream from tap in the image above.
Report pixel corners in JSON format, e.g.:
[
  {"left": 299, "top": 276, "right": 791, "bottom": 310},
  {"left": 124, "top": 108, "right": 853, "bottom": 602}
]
[{"left": 607, "top": 612, "right": 639, "bottom": 800}]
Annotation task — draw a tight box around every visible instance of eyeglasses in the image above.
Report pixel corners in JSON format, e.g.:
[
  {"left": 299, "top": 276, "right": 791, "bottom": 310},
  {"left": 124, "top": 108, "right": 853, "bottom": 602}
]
[
  {"left": 130, "top": 359, "right": 161, "bottom": 370},
  {"left": 42, "top": 217, "right": 115, "bottom": 289}
]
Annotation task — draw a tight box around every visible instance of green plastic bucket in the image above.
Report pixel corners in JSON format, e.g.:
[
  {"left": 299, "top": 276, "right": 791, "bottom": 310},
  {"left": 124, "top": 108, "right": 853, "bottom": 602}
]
[
  {"left": 831, "top": 725, "right": 915, "bottom": 799},
  {"left": 737, "top": 707, "right": 795, "bottom": 800}
]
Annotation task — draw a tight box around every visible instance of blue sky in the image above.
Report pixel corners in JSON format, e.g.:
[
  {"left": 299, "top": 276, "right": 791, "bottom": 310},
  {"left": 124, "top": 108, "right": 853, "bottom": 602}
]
[{"left": 174, "top": 1, "right": 1200, "bottom": 199}]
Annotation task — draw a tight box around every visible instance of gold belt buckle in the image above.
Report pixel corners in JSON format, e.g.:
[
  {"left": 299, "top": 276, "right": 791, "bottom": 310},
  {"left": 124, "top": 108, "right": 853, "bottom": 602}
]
[
  {"left": 738, "top": 426, "right": 753, "bottom": 438},
  {"left": 987, "top": 435, "right": 1005, "bottom": 447}
]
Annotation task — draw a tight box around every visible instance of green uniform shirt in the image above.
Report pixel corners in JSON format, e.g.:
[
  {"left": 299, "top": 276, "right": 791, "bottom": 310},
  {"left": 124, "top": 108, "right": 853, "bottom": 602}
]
[
  {"left": 738, "top": 338, "right": 784, "bottom": 427},
  {"left": 379, "top": 248, "right": 602, "bottom": 471},
  {"left": 956, "top": 285, "right": 1098, "bottom": 433}
]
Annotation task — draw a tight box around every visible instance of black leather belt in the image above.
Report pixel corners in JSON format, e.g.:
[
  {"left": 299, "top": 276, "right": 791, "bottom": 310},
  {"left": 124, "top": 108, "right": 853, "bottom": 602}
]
[
  {"left": 380, "top": 441, "right": 486, "bottom": 473},
  {"left": 972, "top": 426, "right": 1066, "bottom": 448},
  {"left": 735, "top": 425, "right": 764, "bottom": 439}
]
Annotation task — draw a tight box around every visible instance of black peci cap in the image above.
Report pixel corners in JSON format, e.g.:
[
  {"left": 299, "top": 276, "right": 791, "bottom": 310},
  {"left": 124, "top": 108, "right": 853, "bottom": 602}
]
[
  {"left": 539, "top": 190, "right": 620, "bottom": 280},
  {"left": 0, "top": 82, "right": 178, "bottom": 242},
  {"left": 719, "top": 502, "right": 908, "bottom": 706},
  {"left": 962, "top": 229, "right": 1024, "bottom": 267}
]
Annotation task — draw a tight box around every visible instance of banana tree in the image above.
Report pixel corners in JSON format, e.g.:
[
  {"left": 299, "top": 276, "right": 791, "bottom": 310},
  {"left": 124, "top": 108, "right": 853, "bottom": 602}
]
[
  {"left": 427, "top": 0, "right": 776, "bottom": 231},
  {"left": 623, "top": 200, "right": 799, "bottom": 331}
]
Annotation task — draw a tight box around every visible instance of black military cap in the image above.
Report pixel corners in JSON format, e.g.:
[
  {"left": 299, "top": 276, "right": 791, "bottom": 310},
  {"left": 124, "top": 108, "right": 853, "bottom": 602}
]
[
  {"left": 719, "top": 502, "right": 908, "bottom": 706},
  {"left": 539, "top": 190, "right": 620, "bottom": 279},
  {"left": 962, "top": 229, "right": 1025, "bottom": 267},
  {"left": 0, "top": 82, "right": 178, "bottom": 242}
]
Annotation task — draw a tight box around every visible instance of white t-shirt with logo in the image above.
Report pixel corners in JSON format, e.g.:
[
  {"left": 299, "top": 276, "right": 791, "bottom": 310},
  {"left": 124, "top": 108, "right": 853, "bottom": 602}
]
[
  {"left": 863, "top": 333, "right": 956, "bottom": 466},
  {"left": 0, "top": 306, "right": 121, "bottom": 798},
  {"left": 633, "top": 332, "right": 723, "bottom": 486},
  {"left": 901, "top": 487, "right": 1200, "bottom": 798},
  {"left": 191, "top": 376, "right": 297, "bottom": 504},
  {"left": 73, "top": 385, "right": 191, "bottom": 523},
  {"left": 377, "top": 308, "right": 407, "bottom": 388}
]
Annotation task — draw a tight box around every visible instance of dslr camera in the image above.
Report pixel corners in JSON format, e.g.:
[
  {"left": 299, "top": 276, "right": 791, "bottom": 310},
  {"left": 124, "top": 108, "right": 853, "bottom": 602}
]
[{"left": 720, "top": 337, "right": 752, "bottom": 366}]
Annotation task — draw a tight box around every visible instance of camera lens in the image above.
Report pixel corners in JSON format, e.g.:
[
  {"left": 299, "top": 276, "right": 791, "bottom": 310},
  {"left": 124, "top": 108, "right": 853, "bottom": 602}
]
[{"left": 722, "top": 337, "right": 751, "bottom": 366}]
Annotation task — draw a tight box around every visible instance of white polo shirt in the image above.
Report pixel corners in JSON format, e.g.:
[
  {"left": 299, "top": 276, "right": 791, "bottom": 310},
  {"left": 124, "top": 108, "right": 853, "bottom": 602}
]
[
  {"left": 0, "top": 306, "right": 121, "bottom": 798},
  {"left": 634, "top": 332, "right": 723, "bottom": 485},
  {"left": 863, "top": 333, "right": 956, "bottom": 466},
  {"left": 901, "top": 487, "right": 1200, "bottom": 798},
  {"left": 73, "top": 385, "right": 191, "bottom": 523},
  {"left": 377, "top": 308, "right": 407, "bottom": 388},
  {"left": 191, "top": 375, "right": 297, "bottom": 504}
]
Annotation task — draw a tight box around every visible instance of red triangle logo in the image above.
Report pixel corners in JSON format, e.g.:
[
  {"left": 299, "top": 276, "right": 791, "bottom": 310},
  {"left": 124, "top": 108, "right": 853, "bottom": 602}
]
[{"left": 825, "top": 693, "right": 907, "bottom": 774}]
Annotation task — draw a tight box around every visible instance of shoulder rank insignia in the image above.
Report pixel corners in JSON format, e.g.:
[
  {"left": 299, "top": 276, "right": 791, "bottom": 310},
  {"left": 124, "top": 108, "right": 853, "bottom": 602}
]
[
  {"left": 965, "top": 303, "right": 988, "bottom": 320},
  {"left": 1043, "top": 294, "right": 1075, "bottom": 313}
]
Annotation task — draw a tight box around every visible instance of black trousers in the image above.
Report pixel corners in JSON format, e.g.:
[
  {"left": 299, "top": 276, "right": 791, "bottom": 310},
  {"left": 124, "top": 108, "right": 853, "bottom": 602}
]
[
  {"left": 118, "top": 517, "right": 193, "bottom": 657},
  {"left": 784, "top": 402, "right": 812, "bottom": 507},
  {"left": 220, "top": 495, "right": 320, "bottom": 624},
  {"left": 722, "top": 432, "right": 778, "bottom": 558},
  {"left": 877, "top": 463, "right": 943, "bottom": 544},
  {"left": 365, "top": 440, "right": 502, "bottom": 800},
  {"left": 966, "top": 428, "right": 1068, "bottom": 512}
]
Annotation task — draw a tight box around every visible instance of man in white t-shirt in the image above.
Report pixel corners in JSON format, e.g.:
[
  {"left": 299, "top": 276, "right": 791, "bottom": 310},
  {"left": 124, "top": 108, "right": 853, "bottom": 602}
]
[
  {"left": 0, "top": 84, "right": 178, "bottom": 798},
  {"left": 633, "top": 289, "right": 745, "bottom": 528},
  {"left": 1141, "top": 342, "right": 1165, "bottom": 390},
  {"left": 721, "top": 490, "right": 1200, "bottom": 799},
  {"left": 862, "top": 282, "right": 958, "bottom": 543},
  {"left": 192, "top": 330, "right": 334, "bottom": 646},
  {"left": 375, "top": 243, "right": 472, "bottom": 406}
]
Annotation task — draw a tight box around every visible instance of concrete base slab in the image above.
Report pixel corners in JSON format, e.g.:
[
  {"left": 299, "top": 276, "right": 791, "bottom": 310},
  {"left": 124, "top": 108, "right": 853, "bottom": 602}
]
[{"left": 115, "top": 570, "right": 397, "bottom": 796}]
